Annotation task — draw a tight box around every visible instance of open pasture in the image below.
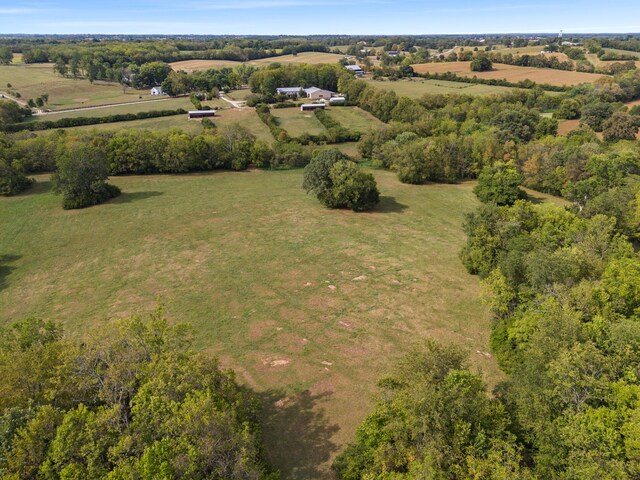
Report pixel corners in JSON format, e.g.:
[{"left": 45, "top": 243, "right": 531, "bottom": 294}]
[
  {"left": 250, "top": 52, "right": 346, "bottom": 65},
  {"left": 325, "top": 106, "right": 384, "bottom": 133},
  {"left": 0, "top": 168, "right": 499, "bottom": 478},
  {"left": 411, "top": 61, "right": 606, "bottom": 86},
  {"left": 29, "top": 97, "right": 196, "bottom": 121},
  {"left": 169, "top": 59, "right": 244, "bottom": 72},
  {"left": 0, "top": 63, "right": 153, "bottom": 110},
  {"left": 212, "top": 107, "right": 274, "bottom": 142},
  {"left": 271, "top": 107, "right": 327, "bottom": 137},
  {"left": 365, "top": 77, "right": 518, "bottom": 97},
  {"left": 39, "top": 107, "right": 273, "bottom": 141}
]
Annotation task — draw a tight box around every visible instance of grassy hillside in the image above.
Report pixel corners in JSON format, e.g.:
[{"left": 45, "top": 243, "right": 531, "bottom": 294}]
[
  {"left": 0, "top": 169, "right": 498, "bottom": 478},
  {"left": 325, "top": 107, "right": 384, "bottom": 133},
  {"left": 169, "top": 52, "right": 345, "bottom": 72},
  {"left": 411, "top": 61, "right": 605, "bottom": 86},
  {"left": 272, "top": 108, "right": 327, "bottom": 136},
  {"left": 365, "top": 78, "right": 517, "bottom": 97},
  {"left": 0, "top": 63, "right": 152, "bottom": 110},
  {"left": 36, "top": 107, "right": 274, "bottom": 141}
]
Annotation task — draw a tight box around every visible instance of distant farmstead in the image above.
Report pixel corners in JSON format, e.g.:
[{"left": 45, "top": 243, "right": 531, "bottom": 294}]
[
  {"left": 300, "top": 103, "right": 326, "bottom": 111},
  {"left": 277, "top": 86, "right": 335, "bottom": 99},
  {"left": 150, "top": 86, "right": 164, "bottom": 95},
  {"left": 276, "top": 87, "right": 304, "bottom": 97},
  {"left": 188, "top": 110, "right": 216, "bottom": 119}
]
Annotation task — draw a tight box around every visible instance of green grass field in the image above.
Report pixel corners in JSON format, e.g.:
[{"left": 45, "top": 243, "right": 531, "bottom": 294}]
[
  {"left": 39, "top": 114, "right": 205, "bottom": 135},
  {"left": 29, "top": 97, "right": 196, "bottom": 121},
  {"left": 365, "top": 78, "right": 518, "bottom": 98},
  {"left": 272, "top": 108, "right": 327, "bottom": 137},
  {"left": 37, "top": 107, "right": 274, "bottom": 141},
  {"left": 212, "top": 108, "right": 274, "bottom": 142},
  {"left": 0, "top": 63, "right": 155, "bottom": 110},
  {"left": 325, "top": 107, "right": 384, "bottom": 133},
  {"left": 602, "top": 48, "right": 640, "bottom": 59},
  {"left": 0, "top": 169, "right": 500, "bottom": 478},
  {"left": 226, "top": 88, "right": 255, "bottom": 101}
]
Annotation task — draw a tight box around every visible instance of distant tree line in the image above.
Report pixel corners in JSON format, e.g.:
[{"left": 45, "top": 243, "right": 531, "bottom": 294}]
[{"left": 2, "top": 108, "right": 187, "bottom": 133}]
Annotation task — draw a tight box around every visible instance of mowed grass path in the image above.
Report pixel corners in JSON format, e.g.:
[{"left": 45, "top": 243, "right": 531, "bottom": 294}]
[{"left": 0, "top": 170, "right": 497, "bottom": 478}]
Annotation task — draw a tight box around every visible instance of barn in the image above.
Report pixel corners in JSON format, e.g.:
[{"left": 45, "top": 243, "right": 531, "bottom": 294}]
[
  {"left": 277, "top": 87, "right": 304, "bottom": 97},
  {"left": 304, "top": 87, "right": 334, "bottom": 100},
  {"left": 300, "top": 104, "right": 326, "bottom": 111},
  {"left": 188, "top": 110, "right": 216, "bottom": 119},
  {"left": 345, "top": 65, "right": 364, "bottom": 76}
]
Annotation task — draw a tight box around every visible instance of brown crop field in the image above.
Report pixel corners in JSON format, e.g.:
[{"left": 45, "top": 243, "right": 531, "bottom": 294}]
[
  {"left": 250, "top": 52, "right": 346, "bottom": 65},
  {"left": 169, "top": 59, "right": 244, "bottom": 72},
  {"left": 170, "top": 52, "right": 345, "bottom": 73},
  {"left": 411, "top": 61, "right": 605, "bottom": 86}
]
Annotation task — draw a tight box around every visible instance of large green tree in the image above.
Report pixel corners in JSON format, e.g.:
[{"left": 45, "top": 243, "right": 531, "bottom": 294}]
[
  {"left": 52, "top": 144, "right": 121, "bottom": 209},
  {"left": 303, "top": 149, "right": 379, "bottom": 211},
  {"left": 474, "top": 161, "right": 527, "bottom": 206}
]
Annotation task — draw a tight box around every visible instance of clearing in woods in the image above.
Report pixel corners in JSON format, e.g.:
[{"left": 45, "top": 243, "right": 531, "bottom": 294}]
[
  {"left": 0, "top": 168, "right": 504, "bottom": 478},
  {"left": 411, "top": 61, "right": 606, "bottom": 86}
]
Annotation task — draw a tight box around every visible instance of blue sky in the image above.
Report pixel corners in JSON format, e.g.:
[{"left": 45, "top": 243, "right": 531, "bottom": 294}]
[{"left": 1, "top": 0, "right": 639, "bottom": 35}]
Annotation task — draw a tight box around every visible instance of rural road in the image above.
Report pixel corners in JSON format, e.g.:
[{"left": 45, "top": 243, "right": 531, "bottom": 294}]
[
  {"left": 0, "top": 91, "right": 29, "bottom": 107},
  {"left": 219, "top": 94, "right": 245, "bottom": 109}
]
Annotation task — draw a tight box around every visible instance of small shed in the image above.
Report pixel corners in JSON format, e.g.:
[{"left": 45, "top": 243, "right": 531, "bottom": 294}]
[
  {"left": 345, "top": 65, "right": 364, "bottom": 76},
  {"left": 188, "top": 110, "right": 216, "bottom": 119},
  {"left": 150, "top": 86, "right": 164, "bottom": 95},
  {"left": 300, "top": 104, "right": 326, "bottom": 111}
]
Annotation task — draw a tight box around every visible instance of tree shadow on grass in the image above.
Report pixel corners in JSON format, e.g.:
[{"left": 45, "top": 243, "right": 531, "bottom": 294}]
[
  {"left": 0, "top": 254, "right": 21, "bottom": 292},
  {"left": 258, "top": 389, "right": 340, "bottom": 480},
  {"left": 525, "top": 192, "right": 548, "bottom": 205},
  {"left": 108, "top": 191, "right": 163, "bottom": 204},
  {"left": 375, "top": 196, "right": 409, "bottom": 214},
  {"left": 14, "top": 179, "right": 52, "bottom": 197}
]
